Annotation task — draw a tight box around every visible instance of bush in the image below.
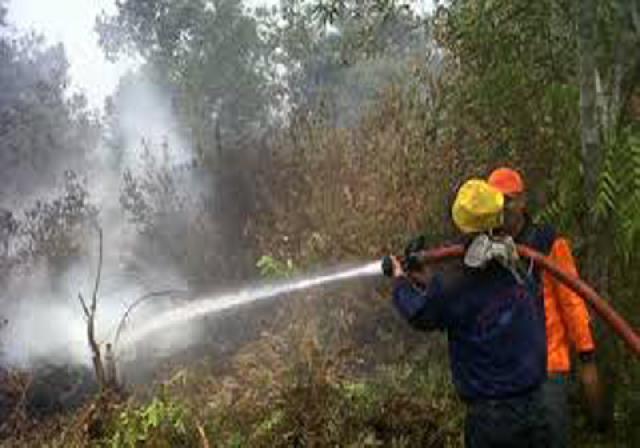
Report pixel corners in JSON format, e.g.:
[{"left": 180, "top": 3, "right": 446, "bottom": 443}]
[{"left": 102, "top": 395, "right": 197, "bottom": 448}]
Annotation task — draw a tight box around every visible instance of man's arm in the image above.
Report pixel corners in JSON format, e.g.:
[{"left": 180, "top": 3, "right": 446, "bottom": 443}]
[
  {"left": 389, "top": 256, "right": 451, "bottom": 331},
  {"left": 549, "top": 238, "right": 605, "bottom": 427},
  {"left": 393, "top": 275, "right": 447, "bottom": 331},
  {"left": 548, "top": 238, "right": 595, "bottom": 354}
]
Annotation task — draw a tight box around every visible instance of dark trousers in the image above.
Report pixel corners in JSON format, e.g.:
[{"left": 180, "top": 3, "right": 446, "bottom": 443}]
[
  {"left": 541, "top": 373, "right": 570, "bottom": 448},
  {"left": 465, "top": 387, "right": 551, "bottom": 448}
]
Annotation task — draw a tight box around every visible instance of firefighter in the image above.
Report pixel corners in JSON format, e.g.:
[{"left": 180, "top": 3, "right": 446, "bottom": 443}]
[
  {"left": 488, "top": 167, "right": 603, "bottom": 447},
  {"left": 388, "top": 179, "right": 551, "bottom": 447}
]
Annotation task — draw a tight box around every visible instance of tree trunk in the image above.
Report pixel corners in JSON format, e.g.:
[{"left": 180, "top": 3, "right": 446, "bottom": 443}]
[{"left": 577, "top": 0, "right": 601, "bottom": 200}]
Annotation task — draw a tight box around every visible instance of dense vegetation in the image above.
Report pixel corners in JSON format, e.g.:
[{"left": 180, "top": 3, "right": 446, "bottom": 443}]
[{"left": 0, "top": 0, "right": 638, "bottom": 446}]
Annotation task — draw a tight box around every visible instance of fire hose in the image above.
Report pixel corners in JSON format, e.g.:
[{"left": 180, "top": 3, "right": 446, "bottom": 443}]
[{"left": 382, "top": 244, "right": 640, "bottom": 358}]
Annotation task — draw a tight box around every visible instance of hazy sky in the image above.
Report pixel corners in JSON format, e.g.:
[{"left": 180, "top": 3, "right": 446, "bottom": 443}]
[
  {"left": 8, "top": 0, "right": 132, "bottom": 109},
  {"left": 7, "top": 0, "right": 280, "bottom": 109},
  {"left": 7, "top": 0, "right": 432, "bottom": 110}
]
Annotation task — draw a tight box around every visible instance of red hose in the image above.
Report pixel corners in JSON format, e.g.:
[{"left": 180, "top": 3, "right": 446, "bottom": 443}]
[
  {"left": 416, "top": 244, "right": 640, "bottom": 358},
  {"left": 519, "top": 245, "right": 640, "bottom": 358}
]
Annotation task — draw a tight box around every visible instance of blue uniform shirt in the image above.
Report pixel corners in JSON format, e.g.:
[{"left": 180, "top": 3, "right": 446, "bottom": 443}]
[{"left": 392, "top": 233, "right": 552, "bottom": 401}]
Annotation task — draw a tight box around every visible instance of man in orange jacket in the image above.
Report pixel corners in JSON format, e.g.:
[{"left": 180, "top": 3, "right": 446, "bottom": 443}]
[{"left": 488, "top": 167, "right": 603, "bottom": 448}]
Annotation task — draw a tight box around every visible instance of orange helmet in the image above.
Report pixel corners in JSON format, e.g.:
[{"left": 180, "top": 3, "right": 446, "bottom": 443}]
[{"left": 488, "top": 168, "right": 525, "bottom": 197}]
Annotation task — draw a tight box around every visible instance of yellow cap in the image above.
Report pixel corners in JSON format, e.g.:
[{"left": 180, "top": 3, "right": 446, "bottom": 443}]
[{"left": 452, "top": 179, "right": 504, "bottom": 234}]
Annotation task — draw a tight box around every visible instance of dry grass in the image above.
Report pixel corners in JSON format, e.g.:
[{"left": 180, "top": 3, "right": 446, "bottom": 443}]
[
  {"left": 249, "top": 85, "right": 475, "bottom": 268},
  {"left": 0, "top": 283, "right": 462, "bottom": 447}
]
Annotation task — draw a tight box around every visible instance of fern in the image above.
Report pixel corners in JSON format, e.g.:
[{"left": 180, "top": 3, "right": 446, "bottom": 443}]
[
  {"left": 539, "top": 126, "right": 640, "bottom": 264},
  {"left": 631, "top": 134, "right": 640, "bottom": 207},
  {"left": 622, "top": 133, "right": 640, "bottom": 258},
  {"left": 536, "top": 198, "right": 563, "bottom": 226},
  {"left": 536, "top": 157, "right": 583, "bottom": 234},
  {"left": 593, "top": 155, "right": 617, "bottom": 222},
  {"left": 591, "top": 127, "right": 640, "bottom": 263}
]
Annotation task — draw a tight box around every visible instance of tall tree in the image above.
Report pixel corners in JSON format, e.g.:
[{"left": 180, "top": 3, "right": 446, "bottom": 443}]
[
  {"left": 0, "top": 25, "right": 99, "bottom": 205},
  {"left": 97, "top": 0, "right": 278, "bottom": 156},
  {"left": 281, "top": 0, "right": 427, "bottom": 124}
]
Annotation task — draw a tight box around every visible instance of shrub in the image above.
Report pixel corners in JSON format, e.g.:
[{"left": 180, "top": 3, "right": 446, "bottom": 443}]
[{"left": 102, "top": 395, "right": 196, "bottom": 448}]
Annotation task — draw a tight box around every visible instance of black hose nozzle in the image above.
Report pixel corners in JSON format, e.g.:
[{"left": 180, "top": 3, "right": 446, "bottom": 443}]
[
  {"left": 381, "top": 255, "right": 394, "bottom": 277},
  {"left": 381, "top": 252, "right": 427, "bottom": 277}
]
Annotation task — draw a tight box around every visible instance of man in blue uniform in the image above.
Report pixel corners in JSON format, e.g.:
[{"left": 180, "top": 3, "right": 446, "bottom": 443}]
[{"left": 388, "top": 179, "right": 550, "bottom": 447}]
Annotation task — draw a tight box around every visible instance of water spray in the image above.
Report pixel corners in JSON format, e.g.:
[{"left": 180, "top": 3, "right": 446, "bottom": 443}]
[
  {"left": 116, "top": 262, "right": 381, "bottom": 352},
  {"left": 113, "top": 243, "right": 639, "bottom": 362}
]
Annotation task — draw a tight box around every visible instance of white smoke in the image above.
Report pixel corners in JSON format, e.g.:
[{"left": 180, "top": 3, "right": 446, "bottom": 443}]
[
  {"left": 103, "top": 70, "right": 193, "bottom": 170},
  {"left": 0, "top": 234, "right": 190, "bottom": 369},
  {"left": 121, "top": 262, "right": 381, "bottom": 351},
  {"left": 0, "top": 68, "right": 199, "bottom": 370}
]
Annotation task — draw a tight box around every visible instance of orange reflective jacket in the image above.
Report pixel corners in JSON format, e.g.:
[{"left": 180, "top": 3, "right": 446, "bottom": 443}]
[{"left": 542, "top": 238, "right": 596, "bottom": 373}]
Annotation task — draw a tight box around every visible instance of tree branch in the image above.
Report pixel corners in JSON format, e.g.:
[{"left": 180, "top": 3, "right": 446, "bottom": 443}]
[
  {"left": 90, "top": 227, "right": 103, "bottom": 317},
  {"left": 77, "top": 293, "right": 90, "bottom": 321},
  {"left": 83, "top": 225, "right": 106, "bottom": 390},
  {"left": 112, "top": 289, "right": 188, "bottom": 353}
]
